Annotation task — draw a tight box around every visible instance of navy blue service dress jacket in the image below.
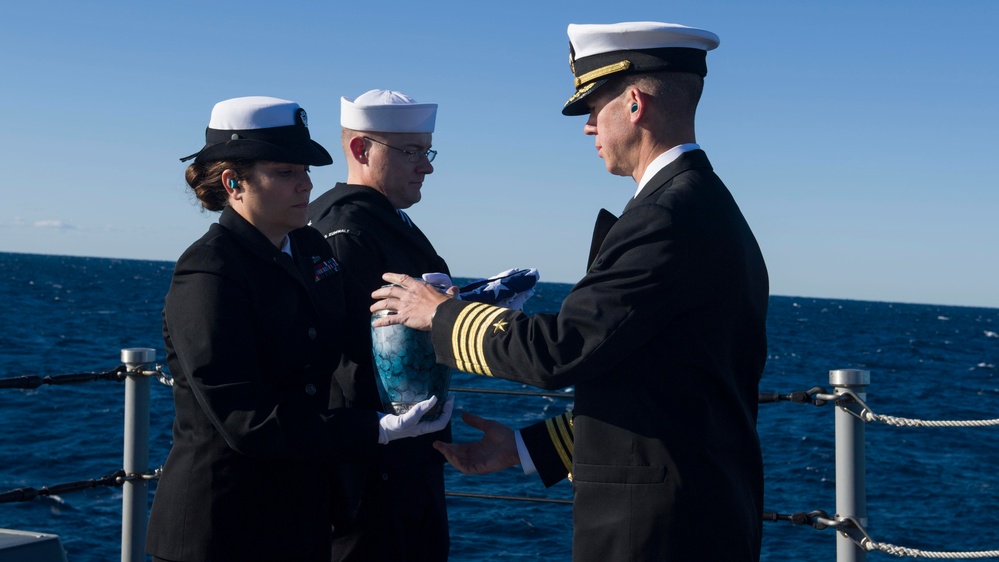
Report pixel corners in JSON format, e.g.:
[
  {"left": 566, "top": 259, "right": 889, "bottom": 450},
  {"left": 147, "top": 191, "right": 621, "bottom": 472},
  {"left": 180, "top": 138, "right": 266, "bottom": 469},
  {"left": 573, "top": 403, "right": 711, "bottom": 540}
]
[
  {"left": 308, "top": 183, "right": 451, "bottom": 561},
  {"left": 430, "top": 150, "right": 769, "bottom": 561},
  {"left": 147, "top": 207, "right": 380, "bottom": 562}
]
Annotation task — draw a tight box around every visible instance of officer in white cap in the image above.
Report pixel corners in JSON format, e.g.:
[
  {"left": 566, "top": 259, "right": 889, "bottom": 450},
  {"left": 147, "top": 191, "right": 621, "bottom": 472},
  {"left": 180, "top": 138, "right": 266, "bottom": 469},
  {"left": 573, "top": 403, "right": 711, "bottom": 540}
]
[
  {"left": 372, "top": 21, "right": 769, "bottom": 562},
  {"left": 307, "top": 90, "right": 452, "bottom": 561},
  {"left": 148, "top": 96, "right": 453, "bottom": 562}
]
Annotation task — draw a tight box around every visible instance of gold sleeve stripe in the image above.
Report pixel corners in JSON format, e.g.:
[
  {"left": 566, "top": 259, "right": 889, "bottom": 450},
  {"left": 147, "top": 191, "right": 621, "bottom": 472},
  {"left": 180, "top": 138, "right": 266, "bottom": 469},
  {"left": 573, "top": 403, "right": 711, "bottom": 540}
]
[
  {"left": 451, "top": 303, "right": 506, "bottom": 377},
  {"left": 573, "top": 60, "right": 631, "bottom": 88},
  {"left": 452, "top": 303, "right": 487, "bottom": 373},
  {"left": 546, "top": 412, "right": 575, "bottom": 474},
  {"left": 453, "top": 303, "right": 497, "bottom": 374},
  {"left": 471, "top": 307, "right": 507, "bottom": 376}
]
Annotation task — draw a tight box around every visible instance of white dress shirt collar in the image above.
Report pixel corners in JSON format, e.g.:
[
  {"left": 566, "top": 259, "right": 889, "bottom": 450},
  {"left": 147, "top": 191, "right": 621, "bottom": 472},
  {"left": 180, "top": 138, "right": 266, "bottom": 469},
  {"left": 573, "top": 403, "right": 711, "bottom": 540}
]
[{"left": 634, "top": 143, "right": 700, "bottom": 198}]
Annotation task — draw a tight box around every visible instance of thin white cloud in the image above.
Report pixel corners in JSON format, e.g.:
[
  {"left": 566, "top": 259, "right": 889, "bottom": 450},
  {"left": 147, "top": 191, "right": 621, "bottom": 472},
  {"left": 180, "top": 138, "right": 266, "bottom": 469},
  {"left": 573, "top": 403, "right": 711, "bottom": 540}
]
[
  {"left": 33, "top": 219, "right": 76, "bottom": 230},
  {"left": 0, "top": 217, "right": 121, "bottom": 232}
]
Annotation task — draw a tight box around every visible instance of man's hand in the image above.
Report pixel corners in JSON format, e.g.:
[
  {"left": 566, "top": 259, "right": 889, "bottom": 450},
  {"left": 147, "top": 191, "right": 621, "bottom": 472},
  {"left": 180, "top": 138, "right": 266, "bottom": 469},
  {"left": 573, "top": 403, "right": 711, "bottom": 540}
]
[
  {"left": 433, "top": 412, "right": 520, "bottom": 474},
  {"left": 371, "top": 272, "right": 451, "bottom": 331}
]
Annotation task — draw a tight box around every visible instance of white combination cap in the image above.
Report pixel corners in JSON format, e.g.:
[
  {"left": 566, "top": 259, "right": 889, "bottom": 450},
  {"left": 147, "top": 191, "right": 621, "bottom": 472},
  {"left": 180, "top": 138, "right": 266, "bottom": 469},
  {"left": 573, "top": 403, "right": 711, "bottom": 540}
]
[
  {"left": 340, "top": 89, "right": 437, "bottom": 133},
  {"left": 563, "top": 21, "right": 720, "bottom": 116}
]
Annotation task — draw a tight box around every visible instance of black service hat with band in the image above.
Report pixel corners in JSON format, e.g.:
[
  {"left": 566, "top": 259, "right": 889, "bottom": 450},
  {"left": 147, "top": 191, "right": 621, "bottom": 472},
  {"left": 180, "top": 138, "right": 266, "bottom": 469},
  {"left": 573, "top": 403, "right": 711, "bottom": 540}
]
[{"left": 181, "top": 96, "right": 333, "bottom": 166}]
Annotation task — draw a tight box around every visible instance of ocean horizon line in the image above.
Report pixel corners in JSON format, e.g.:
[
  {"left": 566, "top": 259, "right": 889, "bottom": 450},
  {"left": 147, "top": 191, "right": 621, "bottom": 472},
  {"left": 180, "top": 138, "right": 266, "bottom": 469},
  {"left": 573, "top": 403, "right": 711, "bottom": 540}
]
[{"left": 2, "top": 250, "right": 996, "bottom": 312}]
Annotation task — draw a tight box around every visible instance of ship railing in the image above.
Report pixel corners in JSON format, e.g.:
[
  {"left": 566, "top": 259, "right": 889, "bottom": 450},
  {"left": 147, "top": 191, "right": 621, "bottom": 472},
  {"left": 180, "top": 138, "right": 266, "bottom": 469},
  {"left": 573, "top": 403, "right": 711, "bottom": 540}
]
[
  {"left": 4, "top": 356, "right": 999, "bottom": 561},
  {"left": 760, "top": 369, "right": 999, "bottom": 561}
]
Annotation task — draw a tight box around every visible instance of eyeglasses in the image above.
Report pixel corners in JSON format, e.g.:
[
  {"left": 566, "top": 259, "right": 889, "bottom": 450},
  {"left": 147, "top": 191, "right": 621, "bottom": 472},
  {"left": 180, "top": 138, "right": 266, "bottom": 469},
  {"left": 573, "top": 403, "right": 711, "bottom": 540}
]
[{"left": 363, "top": 137, "right": 437, "bottom": 163}]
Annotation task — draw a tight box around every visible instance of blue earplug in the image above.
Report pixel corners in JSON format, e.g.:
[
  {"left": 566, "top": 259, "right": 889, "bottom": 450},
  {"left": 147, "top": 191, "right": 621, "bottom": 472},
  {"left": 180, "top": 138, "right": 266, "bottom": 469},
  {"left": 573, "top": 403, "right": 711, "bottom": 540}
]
[
  {"left": 229, "top": 179, "right": 238, "bottom": 189},
  {"left": 631, "top": 103, "right": 638, "bottom": 113}
]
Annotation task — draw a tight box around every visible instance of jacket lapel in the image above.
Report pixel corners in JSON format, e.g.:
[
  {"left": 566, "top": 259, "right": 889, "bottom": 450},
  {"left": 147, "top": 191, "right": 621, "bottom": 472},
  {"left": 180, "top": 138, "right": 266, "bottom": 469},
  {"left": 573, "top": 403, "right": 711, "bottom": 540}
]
[
  {"left": 623, "top": 149, "right": 711, "bottom": 214},
  {"left": 219, "top": 207, "right": 314, "bottom": 296},
  {"left": 587, "top": 208, "right": 618, "bottom": 270},
  {"left": 286, "top": 234, "right": 329, "bottom": 313}
]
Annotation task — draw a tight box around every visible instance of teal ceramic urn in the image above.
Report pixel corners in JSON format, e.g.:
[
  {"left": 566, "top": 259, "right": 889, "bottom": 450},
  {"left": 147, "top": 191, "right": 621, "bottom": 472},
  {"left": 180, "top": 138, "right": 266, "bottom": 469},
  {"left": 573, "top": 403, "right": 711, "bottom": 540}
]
[{"left": 371, "top": 310, "right": 451, "bottom": 420}]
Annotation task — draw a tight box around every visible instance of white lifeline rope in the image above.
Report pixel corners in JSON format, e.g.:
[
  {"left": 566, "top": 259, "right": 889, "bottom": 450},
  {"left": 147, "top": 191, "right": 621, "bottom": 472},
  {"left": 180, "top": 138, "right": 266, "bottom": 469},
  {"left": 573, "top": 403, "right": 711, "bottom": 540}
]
[
  {"left": 865, "top": 539, "right": 999, "bottom": 559},
  {"left": 858, "top": 409, "right": 999, "bottom": 555},
  {"left": 831, "top": 390, "right": 999, "bottom": 428},
  {"left": 840, "top": 518, "right": 999, "bottom": 559},
  {"left": 860, "top": 411, "right": 999, "bottom": 428}
]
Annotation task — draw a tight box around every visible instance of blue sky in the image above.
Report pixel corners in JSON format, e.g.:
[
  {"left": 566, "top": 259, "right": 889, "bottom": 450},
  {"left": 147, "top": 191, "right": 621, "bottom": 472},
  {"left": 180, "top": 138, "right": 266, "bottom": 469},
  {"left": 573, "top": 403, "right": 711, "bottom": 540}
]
[{"left": 2, "top": 1, "right": 997, "bottom": 308}]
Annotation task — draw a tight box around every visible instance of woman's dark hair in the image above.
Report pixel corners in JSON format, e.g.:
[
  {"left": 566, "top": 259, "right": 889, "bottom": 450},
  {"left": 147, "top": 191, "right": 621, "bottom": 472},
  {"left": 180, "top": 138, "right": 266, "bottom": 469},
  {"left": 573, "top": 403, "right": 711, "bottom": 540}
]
[{"left": 184, "top": 160, "right": 255, "bottom": 212}]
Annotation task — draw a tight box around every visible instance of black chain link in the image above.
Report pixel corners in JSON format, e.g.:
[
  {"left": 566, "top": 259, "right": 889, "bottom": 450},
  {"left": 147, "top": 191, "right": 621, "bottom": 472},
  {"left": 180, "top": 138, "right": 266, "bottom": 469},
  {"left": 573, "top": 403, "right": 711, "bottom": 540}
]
[
  {"left": 758, "top": 386, "right": 829, "bottom": 406},
  {"left": 0, "top": 365, "right": 128, "bottom": 389},
  {"left": 0, "top": 468, "right": 160, "bottom": 505},
  {"left": 763, "top": 509, "right": 838, "bottom": 530}
]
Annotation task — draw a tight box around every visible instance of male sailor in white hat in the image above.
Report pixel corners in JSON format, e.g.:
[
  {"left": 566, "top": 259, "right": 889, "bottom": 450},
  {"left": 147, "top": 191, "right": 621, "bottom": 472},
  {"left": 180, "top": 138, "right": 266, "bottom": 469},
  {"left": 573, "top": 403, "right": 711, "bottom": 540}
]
[
  {"left": 307, "top": 89, "right": 453, "bottom": 561},
  {"left": 371, "top": 21, "right": 770, "bottom": 562}
]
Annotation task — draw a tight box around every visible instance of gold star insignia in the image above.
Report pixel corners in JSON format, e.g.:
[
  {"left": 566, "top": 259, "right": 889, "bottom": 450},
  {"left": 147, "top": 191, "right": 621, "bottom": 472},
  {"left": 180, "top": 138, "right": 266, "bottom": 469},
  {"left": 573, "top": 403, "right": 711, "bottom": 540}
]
[{"left": 492, "top": 320, "right": 508, "bottom": 334}]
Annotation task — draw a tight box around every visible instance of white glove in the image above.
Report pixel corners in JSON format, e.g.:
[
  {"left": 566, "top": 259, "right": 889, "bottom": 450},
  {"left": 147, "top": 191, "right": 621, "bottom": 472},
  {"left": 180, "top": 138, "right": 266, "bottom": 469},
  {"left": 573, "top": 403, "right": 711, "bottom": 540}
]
[{"left": 378, "top": 395, "right": 454, "bottom": 444}]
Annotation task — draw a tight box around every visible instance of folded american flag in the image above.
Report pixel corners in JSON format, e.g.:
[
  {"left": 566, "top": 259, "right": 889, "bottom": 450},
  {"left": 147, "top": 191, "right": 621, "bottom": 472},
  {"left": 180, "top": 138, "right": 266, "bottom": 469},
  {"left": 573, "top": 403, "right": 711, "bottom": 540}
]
[{"left": 421, "top": 268, "right": 539, "bottom": 311}]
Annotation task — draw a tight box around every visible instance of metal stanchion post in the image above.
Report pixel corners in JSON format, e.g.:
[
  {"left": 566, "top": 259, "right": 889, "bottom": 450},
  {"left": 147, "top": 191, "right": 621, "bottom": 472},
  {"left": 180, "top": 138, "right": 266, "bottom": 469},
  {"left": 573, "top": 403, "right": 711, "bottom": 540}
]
[
  {"left": 120, "top": 348, "right": 155, "bottom": 562},
  {"left": 830, "top": 369, "right": 870, "bottom": 562}
]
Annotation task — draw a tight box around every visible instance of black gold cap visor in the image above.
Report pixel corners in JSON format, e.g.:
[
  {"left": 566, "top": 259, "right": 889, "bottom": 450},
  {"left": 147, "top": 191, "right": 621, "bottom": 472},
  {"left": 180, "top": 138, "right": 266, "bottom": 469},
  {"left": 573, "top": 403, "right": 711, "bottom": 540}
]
[{"left": 562, "top": 22, "right": 719, "bottom": 116}]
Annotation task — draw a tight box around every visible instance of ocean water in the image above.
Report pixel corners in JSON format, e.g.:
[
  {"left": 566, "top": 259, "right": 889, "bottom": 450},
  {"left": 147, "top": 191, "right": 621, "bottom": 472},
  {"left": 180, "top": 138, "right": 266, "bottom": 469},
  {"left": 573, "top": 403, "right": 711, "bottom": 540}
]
[{"left": 1, "top": 251, "right": 998, "bottom": 561}]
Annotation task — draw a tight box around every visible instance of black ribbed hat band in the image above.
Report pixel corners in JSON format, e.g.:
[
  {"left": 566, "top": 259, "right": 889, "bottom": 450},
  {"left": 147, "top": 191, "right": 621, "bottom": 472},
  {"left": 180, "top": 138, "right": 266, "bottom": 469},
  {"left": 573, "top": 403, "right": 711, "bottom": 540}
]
[{"left": 204, "top": 123, "right": 311, "bottom": 145}]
